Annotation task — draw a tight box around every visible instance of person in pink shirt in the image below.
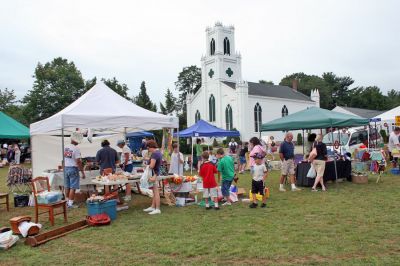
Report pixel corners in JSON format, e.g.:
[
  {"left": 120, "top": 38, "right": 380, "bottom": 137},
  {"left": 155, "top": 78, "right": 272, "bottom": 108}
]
[{"left": 249, "top": 137, "right": 266, "bottom": 174}]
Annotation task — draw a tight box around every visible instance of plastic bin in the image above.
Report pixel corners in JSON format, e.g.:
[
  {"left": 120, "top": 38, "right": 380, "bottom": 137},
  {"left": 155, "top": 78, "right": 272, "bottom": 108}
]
[
  {"left": 390, "top": 168, "right": 400, "bottom": 175},
  {"left": 87, "top": 199, "right": 117, "bottom": 220}
]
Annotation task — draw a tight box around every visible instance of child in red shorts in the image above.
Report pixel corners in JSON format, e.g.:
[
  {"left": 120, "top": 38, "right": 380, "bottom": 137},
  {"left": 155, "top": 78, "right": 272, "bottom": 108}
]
[{"left": 199, "top": 151, "right": 219, "bottom": 210}]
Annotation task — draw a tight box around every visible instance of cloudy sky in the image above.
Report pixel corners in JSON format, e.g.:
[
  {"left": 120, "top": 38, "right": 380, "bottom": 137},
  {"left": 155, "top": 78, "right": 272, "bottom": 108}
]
[{"left": 1, "top": 0, "right": 399, "bottom": 105}]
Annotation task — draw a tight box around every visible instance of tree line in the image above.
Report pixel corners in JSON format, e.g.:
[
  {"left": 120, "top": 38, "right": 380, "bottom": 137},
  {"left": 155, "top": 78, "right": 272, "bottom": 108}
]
[{"left": 1, "top": 57, "right": 399, "bottom": 128}]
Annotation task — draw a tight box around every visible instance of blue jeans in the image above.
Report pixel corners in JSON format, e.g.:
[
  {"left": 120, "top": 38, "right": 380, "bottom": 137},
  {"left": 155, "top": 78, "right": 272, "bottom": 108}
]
[
  {"left": 221, "top": 179, "right": 233, "bottom": 197},
  {"left": 65, "top": 167, "right": 80, "bottom": 189}
]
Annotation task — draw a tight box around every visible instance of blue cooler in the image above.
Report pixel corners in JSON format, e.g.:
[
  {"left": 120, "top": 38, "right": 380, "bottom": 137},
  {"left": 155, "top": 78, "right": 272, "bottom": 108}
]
[{"left": 87, "top": 199, "right": 117, "bottom": 220}]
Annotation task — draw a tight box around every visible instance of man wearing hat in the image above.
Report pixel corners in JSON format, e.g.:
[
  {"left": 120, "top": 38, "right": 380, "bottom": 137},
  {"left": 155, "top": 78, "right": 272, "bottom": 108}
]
[
  {"left": 117, "top": 139, "right": 133, "bottom": 201},
  {"left": 64, "top": 136, "right": 85, "bottom": 208}
]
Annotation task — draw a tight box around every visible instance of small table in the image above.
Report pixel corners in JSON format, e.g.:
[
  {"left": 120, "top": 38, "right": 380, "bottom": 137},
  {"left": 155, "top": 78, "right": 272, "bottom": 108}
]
[{"left": 91, "top": 178, "right": 141, "bottom": 195}]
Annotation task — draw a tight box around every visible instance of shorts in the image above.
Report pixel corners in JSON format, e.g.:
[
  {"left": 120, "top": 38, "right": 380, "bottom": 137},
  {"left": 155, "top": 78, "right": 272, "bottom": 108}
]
[
  {"left": 312, "top": 160, "right": 326, "bottom": 177},
  {"left": 124, "top": 164, "right": 133, "bottom": 173},
  {"left": 251, "top": 180, "right": 265, "bottom": 195},
  {"left": 203, "top": 187, "right": 218, "bottom": 198},
  {"left": 281, "top": 159, "right": 295, "bottom": 176},
  {"left": 221, "top": 179, "right": 233, "bottom": 197},
  {"left": 239, "top": 156, "right": 246, "bottom": 164},
  {"left": 65, "top": 167, "right": 80, "bottom": 189}
]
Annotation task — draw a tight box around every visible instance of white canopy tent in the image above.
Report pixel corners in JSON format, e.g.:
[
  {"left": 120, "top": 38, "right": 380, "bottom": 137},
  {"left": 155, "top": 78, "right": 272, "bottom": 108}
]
[
  {"left": 30, "top": 82, "right": 179, "bottom": 176},
  {"left": 372, "top": 105, "right": 400, "bottom": 125}
]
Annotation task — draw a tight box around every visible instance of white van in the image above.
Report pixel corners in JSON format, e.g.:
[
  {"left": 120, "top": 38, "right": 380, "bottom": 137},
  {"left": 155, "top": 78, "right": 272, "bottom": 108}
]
[{"left": 322, "top": 127, "right": 383, "bottom": 155}]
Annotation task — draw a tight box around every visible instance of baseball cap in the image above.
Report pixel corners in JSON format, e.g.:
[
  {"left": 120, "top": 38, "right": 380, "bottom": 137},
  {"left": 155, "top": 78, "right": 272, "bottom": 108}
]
[{"left": 117, "top": 140, "right": 125, "bottom": 145}]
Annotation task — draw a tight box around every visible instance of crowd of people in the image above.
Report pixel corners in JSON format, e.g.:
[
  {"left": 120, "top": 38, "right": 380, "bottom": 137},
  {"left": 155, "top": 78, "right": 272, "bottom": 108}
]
[
  {"left": 1, "top": 143, "right": 23, "bottom": 164},
  {"left": 61, "top": 127, "right": 400, "bottom": 212}
]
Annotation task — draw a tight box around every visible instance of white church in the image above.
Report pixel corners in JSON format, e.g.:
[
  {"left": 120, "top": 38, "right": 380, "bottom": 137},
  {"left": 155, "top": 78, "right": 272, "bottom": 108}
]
[{"left": 186, "top": 22, "right": 320, "bottom": 141}]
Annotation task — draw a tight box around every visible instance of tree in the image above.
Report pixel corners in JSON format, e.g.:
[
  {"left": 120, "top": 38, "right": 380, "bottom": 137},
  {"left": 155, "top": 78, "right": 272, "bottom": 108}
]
[
  {"left": 259, "top": 80, "right": 274, "bottom": 85},
  {"left": 175, "top": 65, "right": 201, "bottom": 107},
  {"left": 160, "top": 88, "right": 177, "bottom": 115},
  {"left": 133, "top": 81, "right": 157, "bottom": 112},
  {"left": 0, "top": 88, "right": 17, "bottom": 112},
  {"left": 347, "top": 86, "right": 389, "bottom": 110},
  {"left": 322, "top": 72, "right": 354, "bottom": 108},
  {"left": 23, "top": 57, "right": 85, "bottom": 123},
  {"left": 102, "top": 77, "right": 131, "bottom": 100}
]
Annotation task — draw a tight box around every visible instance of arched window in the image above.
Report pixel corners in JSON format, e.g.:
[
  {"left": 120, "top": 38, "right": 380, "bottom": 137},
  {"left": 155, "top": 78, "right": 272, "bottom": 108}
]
[
  {"left": 210, "top": 38, "right": 215, "bottom": 56},
  {"left": 225, "top": 104, "right": 233, "bottom": 130},
  {"left": 223, "top": 37, "right": 230, "bottom": 55},
  {"left": 209, "top": 95, "right": 216, "bottom": 122},
  {"left": 195, "top": 110, "right": 201, "bottom": 123},
  {"left": 282, "top": 105, "right": 288, "bottom": 117},
  {"left": 254, "top": 103, "right": 262, "bottom": 132}
]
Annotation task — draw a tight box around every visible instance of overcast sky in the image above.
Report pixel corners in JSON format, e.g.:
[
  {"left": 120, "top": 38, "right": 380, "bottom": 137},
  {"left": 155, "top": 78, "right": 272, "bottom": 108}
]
[{"left": 1, "top": 0, "right": 399, "bottom": 106}]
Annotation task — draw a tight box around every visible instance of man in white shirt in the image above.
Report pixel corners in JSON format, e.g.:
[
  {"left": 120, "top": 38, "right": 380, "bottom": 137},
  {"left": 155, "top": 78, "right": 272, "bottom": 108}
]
[
  {"left": 64, "top": 138, "right": 85, "bottom": 208},
  {"left": 117, "top": 140, "right": 133, "bottom": 201},
  {"left": 388, "top": 127, "right": 400, "bottom": 166}
]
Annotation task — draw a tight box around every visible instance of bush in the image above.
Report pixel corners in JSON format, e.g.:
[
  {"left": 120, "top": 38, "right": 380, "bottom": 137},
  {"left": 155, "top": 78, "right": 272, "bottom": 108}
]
[{"left": 297, "top": 133, "right": 303, "bottom": 146}]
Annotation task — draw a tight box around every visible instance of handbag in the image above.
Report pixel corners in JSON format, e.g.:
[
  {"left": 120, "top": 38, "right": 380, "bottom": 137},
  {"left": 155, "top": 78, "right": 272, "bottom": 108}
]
[
  {"left": 307, "top": 164, "right": 317, "bottom": 178},
  {"left": 86, "top": 213, "right": 111, "bottom": 226}
]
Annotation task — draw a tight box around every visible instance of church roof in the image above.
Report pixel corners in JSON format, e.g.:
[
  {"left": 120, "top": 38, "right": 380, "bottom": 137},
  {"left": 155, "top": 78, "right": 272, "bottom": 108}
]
[
  {"left": 334, "top": 106, "right": 385, "bottom": 119},
  {"left": 221, "top": 81, "right": 313, "bottom": 102}
]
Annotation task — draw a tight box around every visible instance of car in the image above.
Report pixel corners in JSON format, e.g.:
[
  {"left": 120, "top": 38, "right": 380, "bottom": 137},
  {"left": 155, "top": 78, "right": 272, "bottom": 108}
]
[{"left": 323, "top": 127, "right": 384, "bottom": 155}]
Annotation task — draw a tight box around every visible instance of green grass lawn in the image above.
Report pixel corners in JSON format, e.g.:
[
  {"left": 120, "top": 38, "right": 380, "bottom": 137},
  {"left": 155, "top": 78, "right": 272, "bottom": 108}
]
[{"left": 0, "top": 164, "right": 399, "bottom": 265}]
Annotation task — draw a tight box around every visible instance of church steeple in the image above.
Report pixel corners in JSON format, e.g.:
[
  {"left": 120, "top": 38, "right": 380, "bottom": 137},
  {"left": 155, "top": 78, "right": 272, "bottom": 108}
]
[{"left": 201, "top": 22, "right": 243, "bottom": 84}]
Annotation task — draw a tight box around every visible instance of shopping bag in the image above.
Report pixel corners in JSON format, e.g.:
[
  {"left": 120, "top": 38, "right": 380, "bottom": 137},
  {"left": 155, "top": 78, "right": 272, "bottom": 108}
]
[
  {"left": 307, "top": 164, "right": 316, "bottom": 178},
  {"left": 140, "top": 166, "right": 152, "bottom": 189}
]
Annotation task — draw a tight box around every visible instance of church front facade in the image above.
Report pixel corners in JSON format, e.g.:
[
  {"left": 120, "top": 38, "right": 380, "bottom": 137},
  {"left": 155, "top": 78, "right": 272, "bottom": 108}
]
[{"left": 186, "top": 22, "right": 320, "bottom": 141}]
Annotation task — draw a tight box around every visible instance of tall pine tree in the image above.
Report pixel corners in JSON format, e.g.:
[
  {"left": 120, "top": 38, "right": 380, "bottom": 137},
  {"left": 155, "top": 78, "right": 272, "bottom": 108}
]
[
  {"left": 133, "top": 81, "right": 157, "bottom": 112},
  {"left": 160, "top": 88, "right": 177, "bottom": 115}
]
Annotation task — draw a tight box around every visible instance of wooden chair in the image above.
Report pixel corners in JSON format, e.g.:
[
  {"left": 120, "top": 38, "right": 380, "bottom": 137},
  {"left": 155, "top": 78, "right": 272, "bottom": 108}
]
[
  {"left": 0, "top": 192, "right": 9, "bottom": 211},
  {"left": 31, "top": 176, "right": 67, "bottom": 226}
]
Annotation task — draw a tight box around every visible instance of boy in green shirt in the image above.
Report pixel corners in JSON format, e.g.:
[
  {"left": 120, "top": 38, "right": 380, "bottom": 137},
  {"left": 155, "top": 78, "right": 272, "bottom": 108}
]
[{"left": 216, "top": 148, "right": 235, "bottom": 206}]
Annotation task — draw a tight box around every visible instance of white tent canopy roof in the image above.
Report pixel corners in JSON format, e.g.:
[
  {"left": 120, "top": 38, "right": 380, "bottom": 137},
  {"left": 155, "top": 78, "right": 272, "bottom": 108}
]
[
  {"left": 30, "top": 82, "right": 179, "bottom": 135},
  {"left": 373, "top": 105, "right": 400, "bottom": 122}
]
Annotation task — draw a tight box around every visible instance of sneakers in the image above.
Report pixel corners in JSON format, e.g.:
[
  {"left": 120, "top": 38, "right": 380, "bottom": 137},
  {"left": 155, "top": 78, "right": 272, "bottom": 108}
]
[
  {"left": 291, "top": 187, "right": 301, "bottom": 191},
  {"left": 123, "top": 195, "right": 132, "bottom": 202},
  {"left": 68, "top": 204, "right": 79, "bottom": 209},
  {"left": 143, "top": 207, "right": 155, "bottom": 212},
  {"left": 311, "top": 188, "right": 318, "bottom": 192},
  {"left": 222, "top": 201, "right": 231, "bottom": 206},
  {"left": 249, "top": 203, "right": 258, "bottom": 208},
  {"left": 205, "top": 206, "right": 212, "bottom": 210},
  {"left": 148, "top": 209, "right": 161, "bottom": 215},
  {"left": 279, "top": 187, "right": 286, "bottom": 192},
  {"left": 214, "top": 207, "right": 220, "bottom": 210},
  {"left": 261, "top": 203, "right": 267, "bottom": 208}
]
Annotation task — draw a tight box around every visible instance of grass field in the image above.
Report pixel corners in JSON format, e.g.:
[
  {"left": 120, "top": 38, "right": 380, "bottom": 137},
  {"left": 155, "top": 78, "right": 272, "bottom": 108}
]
[{"left": 0, "top": 164, "right": 399, "bottom": 265}]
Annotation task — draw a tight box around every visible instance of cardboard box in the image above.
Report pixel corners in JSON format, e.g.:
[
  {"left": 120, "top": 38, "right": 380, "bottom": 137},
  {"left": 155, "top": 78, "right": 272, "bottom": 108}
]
[
  {"left": 352, "top": 174, "right": 368, "bottom": 184},
  {"left": 74, "top": 192, "right": 88, "bottom": 203}
]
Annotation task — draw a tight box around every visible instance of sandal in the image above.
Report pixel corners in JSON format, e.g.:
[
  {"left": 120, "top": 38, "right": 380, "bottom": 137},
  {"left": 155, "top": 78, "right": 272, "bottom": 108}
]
[{"left": 311, "top": 188, "right": 318, "bottom": 192}]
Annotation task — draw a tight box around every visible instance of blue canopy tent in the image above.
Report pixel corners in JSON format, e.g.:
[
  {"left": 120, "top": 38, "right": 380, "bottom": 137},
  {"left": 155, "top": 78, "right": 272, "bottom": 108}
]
[
  {"left": 175, "top": 119, "right": 240, "bottom": 173},
  {"left": 126, "top": 131, "right": 154, "bottom": 155}
]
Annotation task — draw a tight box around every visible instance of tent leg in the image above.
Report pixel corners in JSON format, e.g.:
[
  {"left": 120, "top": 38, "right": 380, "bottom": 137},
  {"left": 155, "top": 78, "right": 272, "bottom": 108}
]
[
  {"left": 330, "top": 127, "right": 338, "bottom": 191},
  {"left": 191, "top": 137, "right": 194, "bottom": 174},
  {"left": 302, "top": 129, "right": 305, "bottom": 155},
  {"left": 61, "top": 127, "right": 65, "bottom": 197}
]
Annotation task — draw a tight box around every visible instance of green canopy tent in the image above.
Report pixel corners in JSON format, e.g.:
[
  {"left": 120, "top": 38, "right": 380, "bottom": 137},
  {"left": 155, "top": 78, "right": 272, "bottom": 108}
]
[
  {"left": 0, "top": 111, "right": 30, "bottom": 139},
  {"left": 261, "top": 107, "right": 369, "bottom": 132},
  {"left": 260, "top": 107, "right": 369, "bottom": 186}
]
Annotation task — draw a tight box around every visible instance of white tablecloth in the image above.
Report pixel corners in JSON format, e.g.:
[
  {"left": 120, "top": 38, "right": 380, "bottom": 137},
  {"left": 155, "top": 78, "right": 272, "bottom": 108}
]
[{"left": 41, "top": 170, "right": 100, "bottom": 190}]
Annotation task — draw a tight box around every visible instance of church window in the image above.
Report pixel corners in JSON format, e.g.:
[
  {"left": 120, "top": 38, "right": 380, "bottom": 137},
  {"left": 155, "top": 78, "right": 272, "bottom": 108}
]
[
  {"left": 209, "top": 95, "right": 216, "bottom": 122},
  {"left": 210, "top": 38, "right": 215, "bottom": 56},
  {"left": 225, "top": 104, "right": 233, "bottom": 130},
  {"left": 223, "top": 37, "right": 230, "bottom": 55},
  {"left": 254, "top": 103, "right": 262, "bottom": 132},
  {"left": 282, "top": 105, "right": 288, "bottom": 117},
  {"left": 226, "top": 67, "right": 233, "bottom": 77},
  {"left": 195, "top": 110, "right": 201, "bottom": 123}
]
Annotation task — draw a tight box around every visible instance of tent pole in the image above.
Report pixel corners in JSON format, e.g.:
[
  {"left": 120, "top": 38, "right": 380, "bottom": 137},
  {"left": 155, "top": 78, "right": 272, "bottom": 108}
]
[
  {"left": 61, "top": 118, "right": 65, "bottom": 198},
  {"left": 330, "top": 126, "right": 338, "bottom": 191},
  {"left": 191, "top": 137, "right": 194, "bottom": 174},
  {"left": 302, "top": 129, "right": 305, "bottom": 155}
]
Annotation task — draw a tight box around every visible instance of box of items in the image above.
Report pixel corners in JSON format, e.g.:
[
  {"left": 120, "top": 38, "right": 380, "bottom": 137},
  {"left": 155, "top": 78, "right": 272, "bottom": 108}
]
[
  {"left": 36, "top": 191, "right": 63, "bottom": 204},
  {"left": 87, "top": 199, "right": 117, "bottom": 220}
]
